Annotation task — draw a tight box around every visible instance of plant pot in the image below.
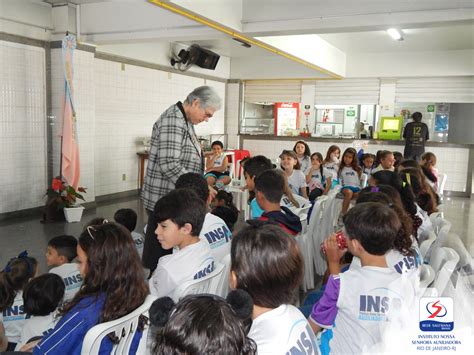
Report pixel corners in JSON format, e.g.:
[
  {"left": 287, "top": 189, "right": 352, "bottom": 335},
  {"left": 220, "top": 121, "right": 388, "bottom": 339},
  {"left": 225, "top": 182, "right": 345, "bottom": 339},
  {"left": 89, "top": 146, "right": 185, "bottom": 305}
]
[{"left": 64, "top": 206, "right": 85, "bottom": 223}]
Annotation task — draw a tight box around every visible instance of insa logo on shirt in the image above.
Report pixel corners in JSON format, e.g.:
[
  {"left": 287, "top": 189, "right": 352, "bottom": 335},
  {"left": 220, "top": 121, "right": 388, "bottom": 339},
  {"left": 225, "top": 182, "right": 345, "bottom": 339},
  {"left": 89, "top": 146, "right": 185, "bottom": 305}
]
[
  {"left": 393, "top": 253, "right": 421, "bottom": 274},
  {"left": 64, "top": 273, "right": 83, "bottom": 290},
  {"left": 3, "top": 305, "right": 29, "bottom": 321},
  {"left": 359, "top": 295, "right": 401, "bottom": 321},
  {"left": 134, "top": 238, "right": 144, "bottom": 246},
  {"left": 204, "top": 224, "right": 232, "bottom": 248},
  {"left": 286, "top": 323, "right": 317, "bottom": 355},
  {"left": 344, "top": 171, "right": 356, "bottom": 176},
  {"left": 193, "top": 260, "right": 215, "bottom": 280}
]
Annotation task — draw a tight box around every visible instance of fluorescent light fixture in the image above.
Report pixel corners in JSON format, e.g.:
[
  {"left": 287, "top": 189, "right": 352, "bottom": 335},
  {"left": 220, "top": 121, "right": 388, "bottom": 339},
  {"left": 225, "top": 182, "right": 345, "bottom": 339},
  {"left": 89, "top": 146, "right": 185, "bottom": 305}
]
[{"left": 387, "top": 28, "right": 404, "bottom": 41}]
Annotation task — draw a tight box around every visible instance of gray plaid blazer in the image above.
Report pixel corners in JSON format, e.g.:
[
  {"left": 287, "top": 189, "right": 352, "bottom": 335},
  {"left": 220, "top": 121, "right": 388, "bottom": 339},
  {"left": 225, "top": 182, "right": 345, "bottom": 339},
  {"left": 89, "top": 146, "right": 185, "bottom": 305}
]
[{"left": 141, "top": 102, "right": 204, "bottom": 211}]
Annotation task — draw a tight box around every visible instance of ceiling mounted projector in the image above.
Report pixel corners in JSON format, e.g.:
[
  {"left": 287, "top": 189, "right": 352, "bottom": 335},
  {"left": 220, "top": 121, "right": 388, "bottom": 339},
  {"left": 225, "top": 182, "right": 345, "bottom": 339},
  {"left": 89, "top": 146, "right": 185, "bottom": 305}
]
[{"left": 170, "top": 44, "right": 220, "bottom": 71}]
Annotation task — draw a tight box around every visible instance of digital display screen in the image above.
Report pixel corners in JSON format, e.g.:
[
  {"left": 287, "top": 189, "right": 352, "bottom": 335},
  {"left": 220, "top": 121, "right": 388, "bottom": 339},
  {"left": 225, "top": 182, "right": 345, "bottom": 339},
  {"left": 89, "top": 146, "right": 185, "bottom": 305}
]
[{"left": 382, "top": 119, "right": 400, "bottom": 131}]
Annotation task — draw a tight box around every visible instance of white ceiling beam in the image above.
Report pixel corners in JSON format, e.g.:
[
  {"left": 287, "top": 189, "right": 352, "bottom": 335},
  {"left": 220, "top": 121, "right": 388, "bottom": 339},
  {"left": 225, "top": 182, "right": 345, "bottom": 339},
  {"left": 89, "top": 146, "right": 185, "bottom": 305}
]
[
  {"left": 242, "top": 9, "right": 474, "bottom": 36},
  {"left": 169, "top": 0, "right": 243, "bottom": 32},
  {"left": 80, "top": 25, "right": 222, "bottom": 44}
]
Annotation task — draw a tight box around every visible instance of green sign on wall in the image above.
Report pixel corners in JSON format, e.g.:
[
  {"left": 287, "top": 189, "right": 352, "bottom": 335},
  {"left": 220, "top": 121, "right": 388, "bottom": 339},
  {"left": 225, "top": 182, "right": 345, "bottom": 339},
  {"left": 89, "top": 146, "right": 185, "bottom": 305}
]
[
  {"left": 346, "top": 110, "right": 356, "bottom": 116},
  {"left": 427, "top": 104, "right": 435, "bottom": 112}
]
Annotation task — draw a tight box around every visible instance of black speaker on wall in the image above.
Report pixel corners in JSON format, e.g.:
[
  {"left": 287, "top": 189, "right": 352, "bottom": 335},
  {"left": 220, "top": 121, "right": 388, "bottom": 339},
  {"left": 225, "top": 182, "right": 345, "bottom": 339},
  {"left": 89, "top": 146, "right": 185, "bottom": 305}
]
[{"left": 189, "top": 45, "right": 220, "bottom": 70}]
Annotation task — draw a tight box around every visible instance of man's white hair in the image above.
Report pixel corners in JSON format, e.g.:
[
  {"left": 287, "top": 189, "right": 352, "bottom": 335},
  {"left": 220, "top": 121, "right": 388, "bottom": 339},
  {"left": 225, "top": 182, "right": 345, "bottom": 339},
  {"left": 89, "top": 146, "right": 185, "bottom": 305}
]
[{"left": 184, "top": 86, "right": 222, "bottom": 110}]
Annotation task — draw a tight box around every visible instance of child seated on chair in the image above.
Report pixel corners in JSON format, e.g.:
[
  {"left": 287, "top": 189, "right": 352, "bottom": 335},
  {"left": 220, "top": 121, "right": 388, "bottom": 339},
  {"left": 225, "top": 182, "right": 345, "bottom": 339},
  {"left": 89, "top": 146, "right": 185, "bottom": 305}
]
[
  {"left": 149, "top": 189, "right": 216, "bottom": 299},
  {"left": 0, "top": 252, "right": 38, "bottom": 351},
  {"left": 243, "top": 155, "right": 273, "bottom": 219},
  {"left": 31, "top": 223, "right": 148, "bottom": 354},
  {"left": 114, "top": 208, "right": 145, "bottom": 259},
  {"left": 306, "top": 152, "right": 331, "bottom": 201},
  {"left": 254, "top": 169, "right": 302, "bottom": 236},
  {"left": 361, "top": 153, "right": 375, "bottom": 177},
  {"left": 150, "top": 290, "right": 256, "bottom": 354},
  {"left": 338, "top": 148, "right": 363, "bottom": 218},
  {"left": 205, "top": 140, "right": 231, "bottom": 188},
  {"left": 279, "top": 150, "right": 308, "bottom": 199},
  {"left": 420, "top": 152, "right": 439, "bottom": 191},
  {"left": 211, "top": 190, "right": 239, "bottom": 232},
  {"left": 309, "top": 203, "right": 417, "bottom": 354},
  {"left": 175, "top": 173, "right": 233, "bottom": 262},
  {"left": 372, "top": 150, "right": 395, "bottom": 173},
  {"left": 231, "top": 223, "right": 317, "bottom": 354},
  {"left": 16, "top": 274, "right": 65, "bottom": 350}
]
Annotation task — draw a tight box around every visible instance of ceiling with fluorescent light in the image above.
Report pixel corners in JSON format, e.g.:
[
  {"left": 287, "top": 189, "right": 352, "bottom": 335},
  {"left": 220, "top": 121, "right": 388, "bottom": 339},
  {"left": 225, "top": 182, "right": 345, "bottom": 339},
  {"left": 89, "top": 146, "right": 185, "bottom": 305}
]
[
  {"left": 28, "top": 0, "right": 474, "bottom": 78},
  {"left": 319, "top": 23, "right": 474, "bottom": 53}
]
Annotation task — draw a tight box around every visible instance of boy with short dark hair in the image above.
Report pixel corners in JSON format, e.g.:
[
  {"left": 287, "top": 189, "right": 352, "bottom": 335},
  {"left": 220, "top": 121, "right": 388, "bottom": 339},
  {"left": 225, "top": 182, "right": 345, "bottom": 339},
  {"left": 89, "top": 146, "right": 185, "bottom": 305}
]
[
  {"left": 309, "top": 202, "right": 417, "bottom": 354},
  {"left": 242, "top": 155, "right": 273, "bottom": 219},
  {"left": 175, "top": 173, "right": 232, "bottom": 262},
  {"left": 114, "top": 208, "right": 145, "bottom": 258},
  {"left": 254, "top": 170, "right": 302, "bottom": 236},
  {"left": 149, "top": 189, "right": 215, "bottom": 299},
  {"left": 47, "top": 235, "right": 82, "bottom": 302}
]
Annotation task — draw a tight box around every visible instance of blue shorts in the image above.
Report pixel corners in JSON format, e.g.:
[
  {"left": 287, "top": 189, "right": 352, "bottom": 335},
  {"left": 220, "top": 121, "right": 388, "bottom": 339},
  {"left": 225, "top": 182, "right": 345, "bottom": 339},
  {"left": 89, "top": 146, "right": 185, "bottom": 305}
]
[
  {"left": 204, "top": 171, "right": 229, "bottom": 179},
  {"left": 341, "top": 186, "right": 361, "bottom": 193}
]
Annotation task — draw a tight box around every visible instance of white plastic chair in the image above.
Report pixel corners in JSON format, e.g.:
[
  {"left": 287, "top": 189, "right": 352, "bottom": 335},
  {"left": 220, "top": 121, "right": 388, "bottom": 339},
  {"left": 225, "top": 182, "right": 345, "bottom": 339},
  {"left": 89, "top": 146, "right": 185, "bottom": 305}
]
[
  {"left": 296, "top": 231, "right": 314, "bottom": 291},
  {"left": 419, "top": 231, "right": 437, "bottom": 260},
  {"left": 227, "top": 186, "right": 250, "bottom": 220},
  {"left": 439, "top": 233, "right": 473, "bottom": 270},
  {"left": 360, "top": 173, "right": 368, "bottom": 188},
  {"left": 81, "top": 294, "right": 157, "bottom": 355},
  {"left": 437, "top": 220, "right": 452, "bottom": 243},
  {"left": 429, "top": 211, "right": 443, "bottom": 227},
  {"left": 419, "top": 264, "right": 436, "bottom": 288},
  {"left": 430, "top": 217, "right": 451, "bottom": 247},
  {"left": 172, "top": 262, "right": 226, "bottom": 301},
  {"left": 224, "top": 152, "right": 236, "bottom": 180},
  {"left": 429, "top": 247, "right": 460, "bottom": 296},
  {"left": 437, "top": 173, "right": 447, "bottom": 196},
  {"left": 307, "top": 196, "right": 329, "bottom": 276}
]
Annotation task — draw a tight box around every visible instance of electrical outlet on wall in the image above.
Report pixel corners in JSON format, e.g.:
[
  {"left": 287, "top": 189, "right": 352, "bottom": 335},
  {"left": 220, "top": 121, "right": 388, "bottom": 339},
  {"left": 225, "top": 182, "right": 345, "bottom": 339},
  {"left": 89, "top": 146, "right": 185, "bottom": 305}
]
[{"left": 122, "top": 174, "right": 126, "bottom": 181}]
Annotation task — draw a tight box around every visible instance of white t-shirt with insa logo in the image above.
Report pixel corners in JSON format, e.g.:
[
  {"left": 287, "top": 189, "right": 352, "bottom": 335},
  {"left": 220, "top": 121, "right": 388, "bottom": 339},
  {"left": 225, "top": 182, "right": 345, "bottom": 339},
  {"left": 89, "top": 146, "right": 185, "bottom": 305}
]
[
  {"left": 149, "top": 239, "right": 215, "bottom": 299},
  {"left": 287, "top": 170, "right": 307, "bottom": 196},
  {"left": 339, "top": 166, "right": 361, "bottom": 188},
  {"left": 311, "top": 267, "right": 417, "bottom": 355},
  {"left": 248, "top": 304, "right": 320, "bottom": 355},
  {"left": 200, "top": 212, "right": 232, "bottom": 262},
  {"left": 2, "top": 291, "right": 27, "bottom": 344},
  {"left": 49, "top": 263, "right": 83, "bottom": 302},
  {"left": 16, "top": 312, "right": 58, "bottom": 350}
]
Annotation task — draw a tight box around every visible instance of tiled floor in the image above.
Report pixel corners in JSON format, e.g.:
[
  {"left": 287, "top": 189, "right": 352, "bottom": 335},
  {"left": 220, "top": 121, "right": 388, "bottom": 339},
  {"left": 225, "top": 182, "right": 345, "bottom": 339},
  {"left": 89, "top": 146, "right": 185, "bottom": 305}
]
[
  {"left": 0, "top": 195, "right": 472, "bottom": 274},
  {"left": 439, "top": 196, "right": 474, "bottom": 254},
  {"left": 0, "top": 196, "right": 149, "bottom": 274}
]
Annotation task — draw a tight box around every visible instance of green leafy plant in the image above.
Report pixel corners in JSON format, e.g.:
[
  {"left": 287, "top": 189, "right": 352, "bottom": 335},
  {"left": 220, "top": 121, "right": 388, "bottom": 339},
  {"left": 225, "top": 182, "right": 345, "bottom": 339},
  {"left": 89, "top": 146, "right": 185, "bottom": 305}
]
[{"left": 46, "top": 177, "right": 86, "bottom": 209}]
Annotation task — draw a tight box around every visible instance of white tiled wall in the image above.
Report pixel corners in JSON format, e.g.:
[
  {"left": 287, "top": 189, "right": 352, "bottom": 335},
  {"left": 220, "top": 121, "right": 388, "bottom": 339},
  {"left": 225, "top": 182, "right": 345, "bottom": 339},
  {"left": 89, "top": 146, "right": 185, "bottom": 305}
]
[
  {"left": 50, "top": 49, "right": 96, "bottom": 203},
  {"left": 94, "top": 60, "right": 226, "bottom": 196},
  {"left": 242, "top": 138, "right": 469, "bottom": 192},
  {"left": 225, "top": 83, "right": 240, "bottom": 149},
  {"left": 0, "top": 41, "right": 47, "bottom": 213}
]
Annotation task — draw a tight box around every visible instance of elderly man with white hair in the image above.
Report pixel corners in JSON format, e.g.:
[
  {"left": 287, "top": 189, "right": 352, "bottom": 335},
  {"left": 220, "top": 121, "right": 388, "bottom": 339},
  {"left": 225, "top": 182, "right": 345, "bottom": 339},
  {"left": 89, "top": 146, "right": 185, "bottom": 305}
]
[{"left": 141, "top": 86, "right": 222, "bottom": 272}]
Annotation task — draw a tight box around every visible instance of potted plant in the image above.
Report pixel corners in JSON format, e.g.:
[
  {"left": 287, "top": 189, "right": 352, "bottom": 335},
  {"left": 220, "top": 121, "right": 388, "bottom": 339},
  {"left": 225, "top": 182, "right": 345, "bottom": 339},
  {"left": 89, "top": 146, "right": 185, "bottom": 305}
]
[{"left": 44, "top": 177, "right": 87, "bottom": 223}]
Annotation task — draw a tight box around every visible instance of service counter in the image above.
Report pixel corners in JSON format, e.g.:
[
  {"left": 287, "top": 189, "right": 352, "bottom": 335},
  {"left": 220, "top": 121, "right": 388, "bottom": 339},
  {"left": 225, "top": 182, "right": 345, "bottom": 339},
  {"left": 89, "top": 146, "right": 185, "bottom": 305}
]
[{"left": 239, "top": 134, "right": 473, "bottom": 195}]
